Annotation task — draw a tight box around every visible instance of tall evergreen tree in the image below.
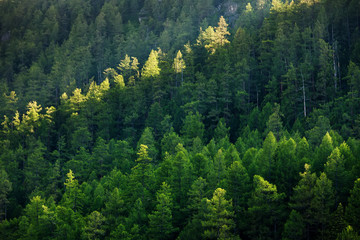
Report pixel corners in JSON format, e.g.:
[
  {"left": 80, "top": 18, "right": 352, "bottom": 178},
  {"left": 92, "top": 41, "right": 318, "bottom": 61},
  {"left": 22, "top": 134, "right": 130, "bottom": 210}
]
[{"left": 148, "top": 182, "right": 176, "bottom": 240}]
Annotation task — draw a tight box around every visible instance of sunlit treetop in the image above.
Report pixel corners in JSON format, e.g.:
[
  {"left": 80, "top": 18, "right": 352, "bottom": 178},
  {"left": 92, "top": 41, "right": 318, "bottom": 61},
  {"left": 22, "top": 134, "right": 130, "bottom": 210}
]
[
  {"left": 142, "top": 49, "right": 161, "bottom": 79},
  {"left": 173, "top": 50, "right": 186, "bottom": 74},
  {"left": 197, "top": 16, "right": 230, "bottom": 54}
]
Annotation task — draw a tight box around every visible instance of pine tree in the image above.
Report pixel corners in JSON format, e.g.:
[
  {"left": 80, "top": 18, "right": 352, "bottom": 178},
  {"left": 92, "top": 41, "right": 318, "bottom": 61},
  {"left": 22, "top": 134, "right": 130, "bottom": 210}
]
[
  {"left": 214, "top": 118, "right": 230, "bottom": 143},
  {"left": 282, "top": 210, "right": 305, "bottom": 240},
  {"left": 0, "top": 169, "right": 12, "bottom": 221},
  {"left": 224, "top": 161, "right": 250, "bottom": 234},
  {"left": 202, "top": 188, "right": 238, "bottom": 240},
  {"left": 265, "top": 104, "right": 283, "bottom": 140},
  {"left": 327, "top": 203, "right": 347, "bottom": 240},
  {"left": 137, "top": 127, "right": 158, "bottom": 162},
  {"left": 173, "top": 50, "right": 186, "bottom": 85},
  {"left": 148, "top": 182, "right": 176, "bottom": 240},
  {"left": 169, "top": 144, "right": 192, "bottom": 221},
  {"left": 62, "top": 170, "right": 84, "bottom": 212},
  {"left": 214, "top": 16, "right": 230, "bottom": 47},
  {"left": 142, "top": 50, "right": 161, "bottom": 79},
  {"left": 311, "top": 173, "right": 335, "bottom": 240},
  {"left": 290, "top": 164, "right": 317, "bottom": 239},
  {"left": 324, "top": 147, "right": 349, "bottom": 204},
  {"left": 181, "top": 111, "right": 205, "bottom": 146},
  {"left": 103, "top": 188, "right": 125, "bottom": 228},
  {"left": 336, "top": 226, "right": 360, "bottom": 240},
  {"left": 314, "top": 132, "right": 334, "bottom": 173},
  {"left": 346, "top": 178, "right": 360, "bottom": 232},
  {"left": 82, "top": 211, "right": 106, "bottom": 240},
  {"left": 247, "top": 175, "right": 285, "bottom": 240}
]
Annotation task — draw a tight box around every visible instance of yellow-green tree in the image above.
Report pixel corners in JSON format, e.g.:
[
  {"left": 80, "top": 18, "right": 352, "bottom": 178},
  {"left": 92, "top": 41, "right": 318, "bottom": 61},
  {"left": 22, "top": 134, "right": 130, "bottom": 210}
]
[{"left": 202, "top": 188, "right": 239, "bottom": 240}]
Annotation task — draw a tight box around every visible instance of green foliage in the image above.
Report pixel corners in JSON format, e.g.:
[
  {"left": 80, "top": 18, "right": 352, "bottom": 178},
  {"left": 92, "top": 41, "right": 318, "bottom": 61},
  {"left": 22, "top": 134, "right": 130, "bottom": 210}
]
[
  {"left": 62, "top": 170, "right": 84, "bottom": 213},
  {"left": 282, "top": 210, "right": 305, "bottom": 240},
  {"left": 148, "top": 182, "right": 176, "bottom": 239},
  {"left": 202, "top": 188, "right": 238, "bottom": 240},
  {"left": 0, "top": 169, "right": 12, "bottom": 221},
  {"left": 336, "top": 226, "right": 360, "bottom": 240},
  {"left": 82, "top": 211, "right": 106, "bottom": 240},
  {"left": 181, "top": 112, "right": 205, "bottom": 146},
  {"left": 1, "top": 1, "right": 360, "bottom": 239},
  {"left": 224, "top": 161, "right": 250, "bottom": 233},
  {"left": 311, "top": 172, "right": 335, "bottom": 239},
  {"left": 346, "top": 178, "right": 360, "bottom": 233},
  {"left": 142, "top": 50, "right": 161, "bottom": 79},
  {"left": 247, "top": 175, "right": 286, "bottom": 240},
  {"left": 197, "top": 16, "right": 230, "bottom": 54}
]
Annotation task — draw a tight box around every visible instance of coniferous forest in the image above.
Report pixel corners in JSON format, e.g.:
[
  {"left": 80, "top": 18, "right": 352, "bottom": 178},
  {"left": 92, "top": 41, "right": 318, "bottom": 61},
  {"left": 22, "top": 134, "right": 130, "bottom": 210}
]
[{"left": 1, "top": 0, "right": 360, "bottom": 239}]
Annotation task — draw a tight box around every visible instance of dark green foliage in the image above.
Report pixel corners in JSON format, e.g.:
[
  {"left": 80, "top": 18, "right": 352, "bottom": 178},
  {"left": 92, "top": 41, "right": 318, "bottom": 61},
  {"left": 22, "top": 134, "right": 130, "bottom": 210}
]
[
  {"left": 282, "top": 210, "right": 305, "bottom": 240},
  {"left": 148, "top": 182, "right": 176, "bottom": 240},
  {"left": 311, "top": 173, "right": 335, "bottom": 240},
  {"left": 346, "top": 178, "right": 360, "bottom": 233},
  {"left": 247, "top": 175, "right": 286, "bottom": 240},
  {"left": 1, "top": 1, "right": 360, "bottom": 239}
]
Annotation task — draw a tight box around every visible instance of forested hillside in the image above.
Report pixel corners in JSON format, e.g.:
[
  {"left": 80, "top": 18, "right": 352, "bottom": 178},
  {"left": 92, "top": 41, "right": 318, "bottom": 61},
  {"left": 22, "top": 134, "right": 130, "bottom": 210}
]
[{"left": 1, "top": 0, "right": 360, "bottom": 239}]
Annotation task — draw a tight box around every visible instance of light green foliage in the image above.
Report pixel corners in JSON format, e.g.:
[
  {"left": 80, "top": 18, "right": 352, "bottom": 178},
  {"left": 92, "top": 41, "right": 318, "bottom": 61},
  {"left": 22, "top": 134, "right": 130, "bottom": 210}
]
[
  {"left": 82, "top": 211, "right": 106, "bottom": 240},
  {"left": 197, "top": 16, "right": 230, "bottom": 54},
  {"left": 254, "top": 131, "right": 277, "bottom": 181},
  {"left": 104, "top": 68, "right": 125, "bottom": 88},
  {"left": 296, "top": 137, "right": 310, "bottom": 162},
  {"left": 132, "top": 144, "right": 153, "bottom": 188},
  {"left": 311, "top": 173, "right": 335, "bottom": 239},
  {"left": 62, "top": 170, "right": 84, "bottom": 212},
  {"left": 142, "top": 50, "right": 161, "bottom": 79},
  {"left": 137, "top": 127, "right": 158, "bottom": 162},
  {"left": 202, "top": 188, "right": 238, "bottom": 240},
  {"left": 324, "top": 147, "right": 350, "bottom": 204},
  {"left": 1, "top": 1, "right": 360, "bottom": 239},
  {"left": 248, "top": 175, "right": 285, "bottom": 240},
  {"left": 173, "top": 50, "right": 186, "bottom": 74},
  {"left": 130, "top": 144, "right": 155, "bottom": 206},
  {"left": 289, "top": 164, "right": 317, "bottom": 238},
  {"left": 314, "top": 132, "right": 334, "bottom": 173},
  {"left": 273, "top": 137, "right": 299, "bottom": 195},
  {"left": 265, "top": 104, "right": 283, "bottom": 139},
  {"left": 336, "top": 226, "right": 360, "bottom": 240},
  {"left": 224, "top": 161, "right": 250, "bottom": 232},
  {"left": 20, "top": 196, "right": 55, "bottom": 239}
]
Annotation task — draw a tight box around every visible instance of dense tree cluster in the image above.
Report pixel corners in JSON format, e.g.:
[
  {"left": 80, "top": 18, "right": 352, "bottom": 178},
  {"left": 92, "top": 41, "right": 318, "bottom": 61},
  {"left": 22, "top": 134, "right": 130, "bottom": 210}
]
[{"left": 1, "top": 0, "right": 360, "bottom": 239}]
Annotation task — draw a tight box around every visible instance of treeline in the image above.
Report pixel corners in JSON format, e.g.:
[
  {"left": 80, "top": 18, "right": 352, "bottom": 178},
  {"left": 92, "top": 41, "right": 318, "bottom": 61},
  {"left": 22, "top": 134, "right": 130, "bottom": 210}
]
[{"left": 1, "top": 0, "right": 360, "bottom": 239}]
